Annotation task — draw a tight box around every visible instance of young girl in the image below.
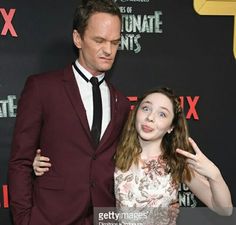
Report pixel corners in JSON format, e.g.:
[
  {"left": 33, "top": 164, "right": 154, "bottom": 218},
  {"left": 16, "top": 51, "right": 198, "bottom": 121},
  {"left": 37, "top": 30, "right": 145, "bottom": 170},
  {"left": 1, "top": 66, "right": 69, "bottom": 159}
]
[{"left": 33, "top": 87, "right": 233, "bottom": 224}]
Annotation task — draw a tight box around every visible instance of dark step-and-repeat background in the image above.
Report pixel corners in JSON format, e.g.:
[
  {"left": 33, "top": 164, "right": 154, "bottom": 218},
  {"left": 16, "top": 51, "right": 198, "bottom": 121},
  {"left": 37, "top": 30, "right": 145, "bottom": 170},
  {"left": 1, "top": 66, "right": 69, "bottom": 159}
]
[{"left": 0, "top": 0, "right": 235, "bottom": 224}]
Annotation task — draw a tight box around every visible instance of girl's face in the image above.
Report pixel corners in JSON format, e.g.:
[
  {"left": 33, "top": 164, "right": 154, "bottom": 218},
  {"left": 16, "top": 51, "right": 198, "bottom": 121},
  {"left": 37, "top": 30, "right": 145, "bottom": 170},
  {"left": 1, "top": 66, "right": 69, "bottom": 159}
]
[{"left": 135, "top": 92, "right": 174, "bottom": 143}]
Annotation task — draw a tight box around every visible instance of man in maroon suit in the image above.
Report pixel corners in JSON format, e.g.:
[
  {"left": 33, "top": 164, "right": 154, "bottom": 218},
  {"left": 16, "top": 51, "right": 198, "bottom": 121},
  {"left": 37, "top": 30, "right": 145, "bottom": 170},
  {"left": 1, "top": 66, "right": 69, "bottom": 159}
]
[{"left": 8, "top": 0, "right": 130, "bottom": 224}]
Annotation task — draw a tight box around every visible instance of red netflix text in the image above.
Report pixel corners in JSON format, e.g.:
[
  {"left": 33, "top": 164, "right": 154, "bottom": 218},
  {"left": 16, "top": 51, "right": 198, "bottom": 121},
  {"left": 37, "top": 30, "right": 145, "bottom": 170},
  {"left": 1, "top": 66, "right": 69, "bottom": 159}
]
[
  {"left": 127, "top": 96, "right": 138, "bottom": 110},
  {"left": 179, "top": 96, "right": 199, "bottom": 120},
  {"left": 0, "top": 185, "right": 9, "bottom": 208},
  {"left": 0, "top": 8, "right": 17, "bottom": 37}
]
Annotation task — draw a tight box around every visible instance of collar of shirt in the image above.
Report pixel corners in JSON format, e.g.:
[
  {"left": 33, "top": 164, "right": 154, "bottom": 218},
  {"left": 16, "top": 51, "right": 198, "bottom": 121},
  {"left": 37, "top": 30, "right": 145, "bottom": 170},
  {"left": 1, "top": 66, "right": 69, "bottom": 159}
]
[
  {"left": 74, "top": 60, "right": 105, "bottom": 83},
  {"left": 72, "top": 60, "right": 111, "bottom": 138}
]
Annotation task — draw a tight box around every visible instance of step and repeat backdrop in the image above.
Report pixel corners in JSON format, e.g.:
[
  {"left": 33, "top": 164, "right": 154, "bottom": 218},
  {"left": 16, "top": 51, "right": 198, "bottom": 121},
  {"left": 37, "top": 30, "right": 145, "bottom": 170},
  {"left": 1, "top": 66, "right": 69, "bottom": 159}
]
[{"left": 0, "top": 0, "right": 235, "bottom": 224}]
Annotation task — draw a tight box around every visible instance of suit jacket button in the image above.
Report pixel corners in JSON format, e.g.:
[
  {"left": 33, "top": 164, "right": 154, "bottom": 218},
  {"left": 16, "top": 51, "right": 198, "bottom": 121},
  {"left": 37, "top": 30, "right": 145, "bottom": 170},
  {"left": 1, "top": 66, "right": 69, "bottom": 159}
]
[{"left": 90, "top": 181, "right": 95, "bottom": 187}]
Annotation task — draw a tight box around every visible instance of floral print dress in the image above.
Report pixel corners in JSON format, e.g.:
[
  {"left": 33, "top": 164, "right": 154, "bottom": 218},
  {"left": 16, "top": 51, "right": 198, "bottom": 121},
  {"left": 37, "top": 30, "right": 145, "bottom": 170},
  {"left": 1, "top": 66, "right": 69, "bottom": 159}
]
[{"left": 114, "top": 155, "right": 179, "bottom": 225}]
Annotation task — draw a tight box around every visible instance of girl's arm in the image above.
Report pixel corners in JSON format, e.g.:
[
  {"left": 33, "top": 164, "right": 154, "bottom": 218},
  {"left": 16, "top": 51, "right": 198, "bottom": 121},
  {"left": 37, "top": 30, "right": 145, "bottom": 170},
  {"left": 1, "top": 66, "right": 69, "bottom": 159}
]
[{"left": 176, "top": 138, "right": 233, "bottom": 216}]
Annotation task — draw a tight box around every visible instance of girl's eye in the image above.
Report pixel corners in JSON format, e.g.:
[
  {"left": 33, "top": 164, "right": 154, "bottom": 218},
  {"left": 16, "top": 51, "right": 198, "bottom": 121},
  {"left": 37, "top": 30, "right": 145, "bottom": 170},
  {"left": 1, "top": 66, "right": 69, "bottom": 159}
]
[
  {"left": 159, "top": 112, "right": 166, "bottom": 117},
  {"left": 142, "top": 106, "right": 150, "bottom": 112}
]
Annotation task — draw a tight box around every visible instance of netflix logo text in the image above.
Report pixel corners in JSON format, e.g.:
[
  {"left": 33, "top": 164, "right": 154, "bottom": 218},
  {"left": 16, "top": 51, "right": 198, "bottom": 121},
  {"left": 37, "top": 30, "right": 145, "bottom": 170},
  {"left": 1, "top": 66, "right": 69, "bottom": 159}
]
[
  {"left": 0, "top": 8, "right": 17, "bottom": 37},
  {"left": 128, "top": 96, "right": 200, "bottom": 120},
  {"left": 127, "top": 96, "right": 138, "bottom": 110},
  {"left": 0, "top": 185, "right": 9, "bottom": 208},
  {"left": 179, "top": 96, "right": 199, "bottom": 120}
]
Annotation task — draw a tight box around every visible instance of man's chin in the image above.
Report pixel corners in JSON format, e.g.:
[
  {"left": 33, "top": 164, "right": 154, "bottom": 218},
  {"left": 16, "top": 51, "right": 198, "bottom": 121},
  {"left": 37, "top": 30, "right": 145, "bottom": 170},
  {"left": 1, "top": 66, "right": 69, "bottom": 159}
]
[{"left": 98, "top": 65, "right": 113, "bottom": 72}]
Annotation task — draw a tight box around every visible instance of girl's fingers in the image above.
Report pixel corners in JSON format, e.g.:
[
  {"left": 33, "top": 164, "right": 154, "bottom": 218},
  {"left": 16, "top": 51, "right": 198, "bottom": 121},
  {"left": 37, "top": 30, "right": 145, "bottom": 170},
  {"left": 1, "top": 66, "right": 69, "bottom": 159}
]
[
  {"left": 186, "top": 158, "right": 195, "bottom": 165},
  {"left": 188, "top": 137, "right": 201, "bottom": 154},
  {"left": 35, "top": 171, "right": 45, "bottom": 176},
  {"left": 38, "top": 162, "right": 51, "bottom": 167},
  {"left": 39, "top": 156, "right": 50, "bottom": 162},
  {"left": 35, "top": 167, "right": 49, "bottom": 173},
  {"left": 35, "top": 149, "right": 42, "bottom": 159},
  {"left": 176, "top": 148, "right": 195, "bottom": 160}
]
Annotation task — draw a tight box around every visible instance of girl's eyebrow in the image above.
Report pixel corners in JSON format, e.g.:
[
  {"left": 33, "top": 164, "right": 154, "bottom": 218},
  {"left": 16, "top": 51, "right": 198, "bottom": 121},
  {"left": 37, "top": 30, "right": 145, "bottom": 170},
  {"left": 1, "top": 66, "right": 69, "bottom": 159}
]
[
  {"left": 141, "top": 100, "right": 152, "bottom": 105},
  {"left": 142, "top": 101, "right": 171, "bottom": 113},
  {"left": 159, "top": 106, "right": 171, "bottom": 113}
]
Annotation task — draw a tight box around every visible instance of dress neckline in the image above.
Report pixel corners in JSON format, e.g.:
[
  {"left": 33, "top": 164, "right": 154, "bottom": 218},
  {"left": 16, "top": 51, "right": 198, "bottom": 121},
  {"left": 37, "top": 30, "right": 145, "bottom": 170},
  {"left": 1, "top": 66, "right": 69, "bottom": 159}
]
[{"left": 140, "top": 154, "right": 163, "bottom": 163}]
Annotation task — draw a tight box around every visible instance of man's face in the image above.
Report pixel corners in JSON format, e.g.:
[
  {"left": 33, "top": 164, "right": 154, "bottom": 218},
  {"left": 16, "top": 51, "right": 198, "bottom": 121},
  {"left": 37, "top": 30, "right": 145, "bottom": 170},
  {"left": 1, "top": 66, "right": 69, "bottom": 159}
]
[{"left": 73, "top": 12, "right": 121, "bottom": 76}]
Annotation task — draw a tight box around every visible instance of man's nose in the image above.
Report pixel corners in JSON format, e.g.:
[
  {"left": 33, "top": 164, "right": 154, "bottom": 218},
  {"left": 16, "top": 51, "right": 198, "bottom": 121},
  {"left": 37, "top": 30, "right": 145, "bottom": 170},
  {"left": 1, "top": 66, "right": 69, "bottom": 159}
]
[{"left": 103, "top": 42, "right": 112, "bottom": 55}]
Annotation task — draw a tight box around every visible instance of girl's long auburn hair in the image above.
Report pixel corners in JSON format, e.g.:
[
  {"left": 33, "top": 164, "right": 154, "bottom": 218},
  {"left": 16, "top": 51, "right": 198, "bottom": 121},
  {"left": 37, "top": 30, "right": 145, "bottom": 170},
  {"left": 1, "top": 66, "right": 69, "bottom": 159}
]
[{"left": 114, "top": 87, "right": 194, "bottom": 183}]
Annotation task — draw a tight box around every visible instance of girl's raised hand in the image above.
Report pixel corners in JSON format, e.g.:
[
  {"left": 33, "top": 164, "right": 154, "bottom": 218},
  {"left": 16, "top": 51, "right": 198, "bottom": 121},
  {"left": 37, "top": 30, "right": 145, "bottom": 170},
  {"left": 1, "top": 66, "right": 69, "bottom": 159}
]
[{"left": 176, "top": 137, "right": 221, "bottom": 181}]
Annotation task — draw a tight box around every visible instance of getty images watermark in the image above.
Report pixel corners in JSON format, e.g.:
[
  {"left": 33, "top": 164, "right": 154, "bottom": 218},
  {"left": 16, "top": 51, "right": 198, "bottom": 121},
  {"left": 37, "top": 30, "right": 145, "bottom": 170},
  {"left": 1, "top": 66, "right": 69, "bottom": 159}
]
[
  {"left": 94, "top": 207, "right": 236, "bottom": 225},
  {"left": 94, "top": 207, "right": 149, "bottom": 225}
]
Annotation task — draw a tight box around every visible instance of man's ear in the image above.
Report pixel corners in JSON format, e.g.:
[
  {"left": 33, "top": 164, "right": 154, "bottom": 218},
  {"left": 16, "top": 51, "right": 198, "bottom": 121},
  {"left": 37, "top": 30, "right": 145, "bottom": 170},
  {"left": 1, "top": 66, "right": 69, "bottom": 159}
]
[{"left": 73, "top": 29, "right": 82, "bottom": 49}]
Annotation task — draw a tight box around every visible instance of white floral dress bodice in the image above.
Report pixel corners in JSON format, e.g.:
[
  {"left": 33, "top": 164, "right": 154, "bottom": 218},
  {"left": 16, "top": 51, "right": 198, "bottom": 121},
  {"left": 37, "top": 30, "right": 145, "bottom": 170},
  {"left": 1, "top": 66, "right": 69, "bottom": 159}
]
[{"left": 114, "top": 155, "right": 179, "bottom": 225}]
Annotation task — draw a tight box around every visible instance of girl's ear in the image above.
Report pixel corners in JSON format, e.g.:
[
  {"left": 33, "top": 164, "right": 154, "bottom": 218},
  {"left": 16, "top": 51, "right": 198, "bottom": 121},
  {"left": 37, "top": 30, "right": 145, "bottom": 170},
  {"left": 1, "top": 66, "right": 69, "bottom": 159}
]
[{"left": 167, "top": 126, "right": 174, "bottom": 134}]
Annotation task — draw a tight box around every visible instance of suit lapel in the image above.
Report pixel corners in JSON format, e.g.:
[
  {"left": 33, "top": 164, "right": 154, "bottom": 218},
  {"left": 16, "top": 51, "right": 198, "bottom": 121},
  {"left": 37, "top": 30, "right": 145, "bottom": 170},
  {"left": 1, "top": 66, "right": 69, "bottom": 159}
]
[
  {"left": 62, "top": 66, "right": 120, "bottom": 151},
  {"left": 98, "top": 82, "right": 118, "bottom": 151},
  {"left": 62, "top": 65, "right": 91, "bottom": 139}
]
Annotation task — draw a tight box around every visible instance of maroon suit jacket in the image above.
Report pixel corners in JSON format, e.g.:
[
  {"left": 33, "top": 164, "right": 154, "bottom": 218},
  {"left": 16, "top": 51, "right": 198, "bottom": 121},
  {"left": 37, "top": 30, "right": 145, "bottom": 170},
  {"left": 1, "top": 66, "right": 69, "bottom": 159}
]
[{"left": 8, "top": 65, "right": 130, "bottom": 225}]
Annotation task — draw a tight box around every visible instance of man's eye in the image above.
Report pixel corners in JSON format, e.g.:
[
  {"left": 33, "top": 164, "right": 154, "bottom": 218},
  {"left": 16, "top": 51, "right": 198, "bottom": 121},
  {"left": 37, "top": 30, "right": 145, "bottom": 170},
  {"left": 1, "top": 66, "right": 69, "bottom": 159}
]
[
  {"left": 112, "top": 41, "right": 120, "bottom": 46},
  {"left": 95, "top": 39, "right": 103, "bottom": 43}
]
